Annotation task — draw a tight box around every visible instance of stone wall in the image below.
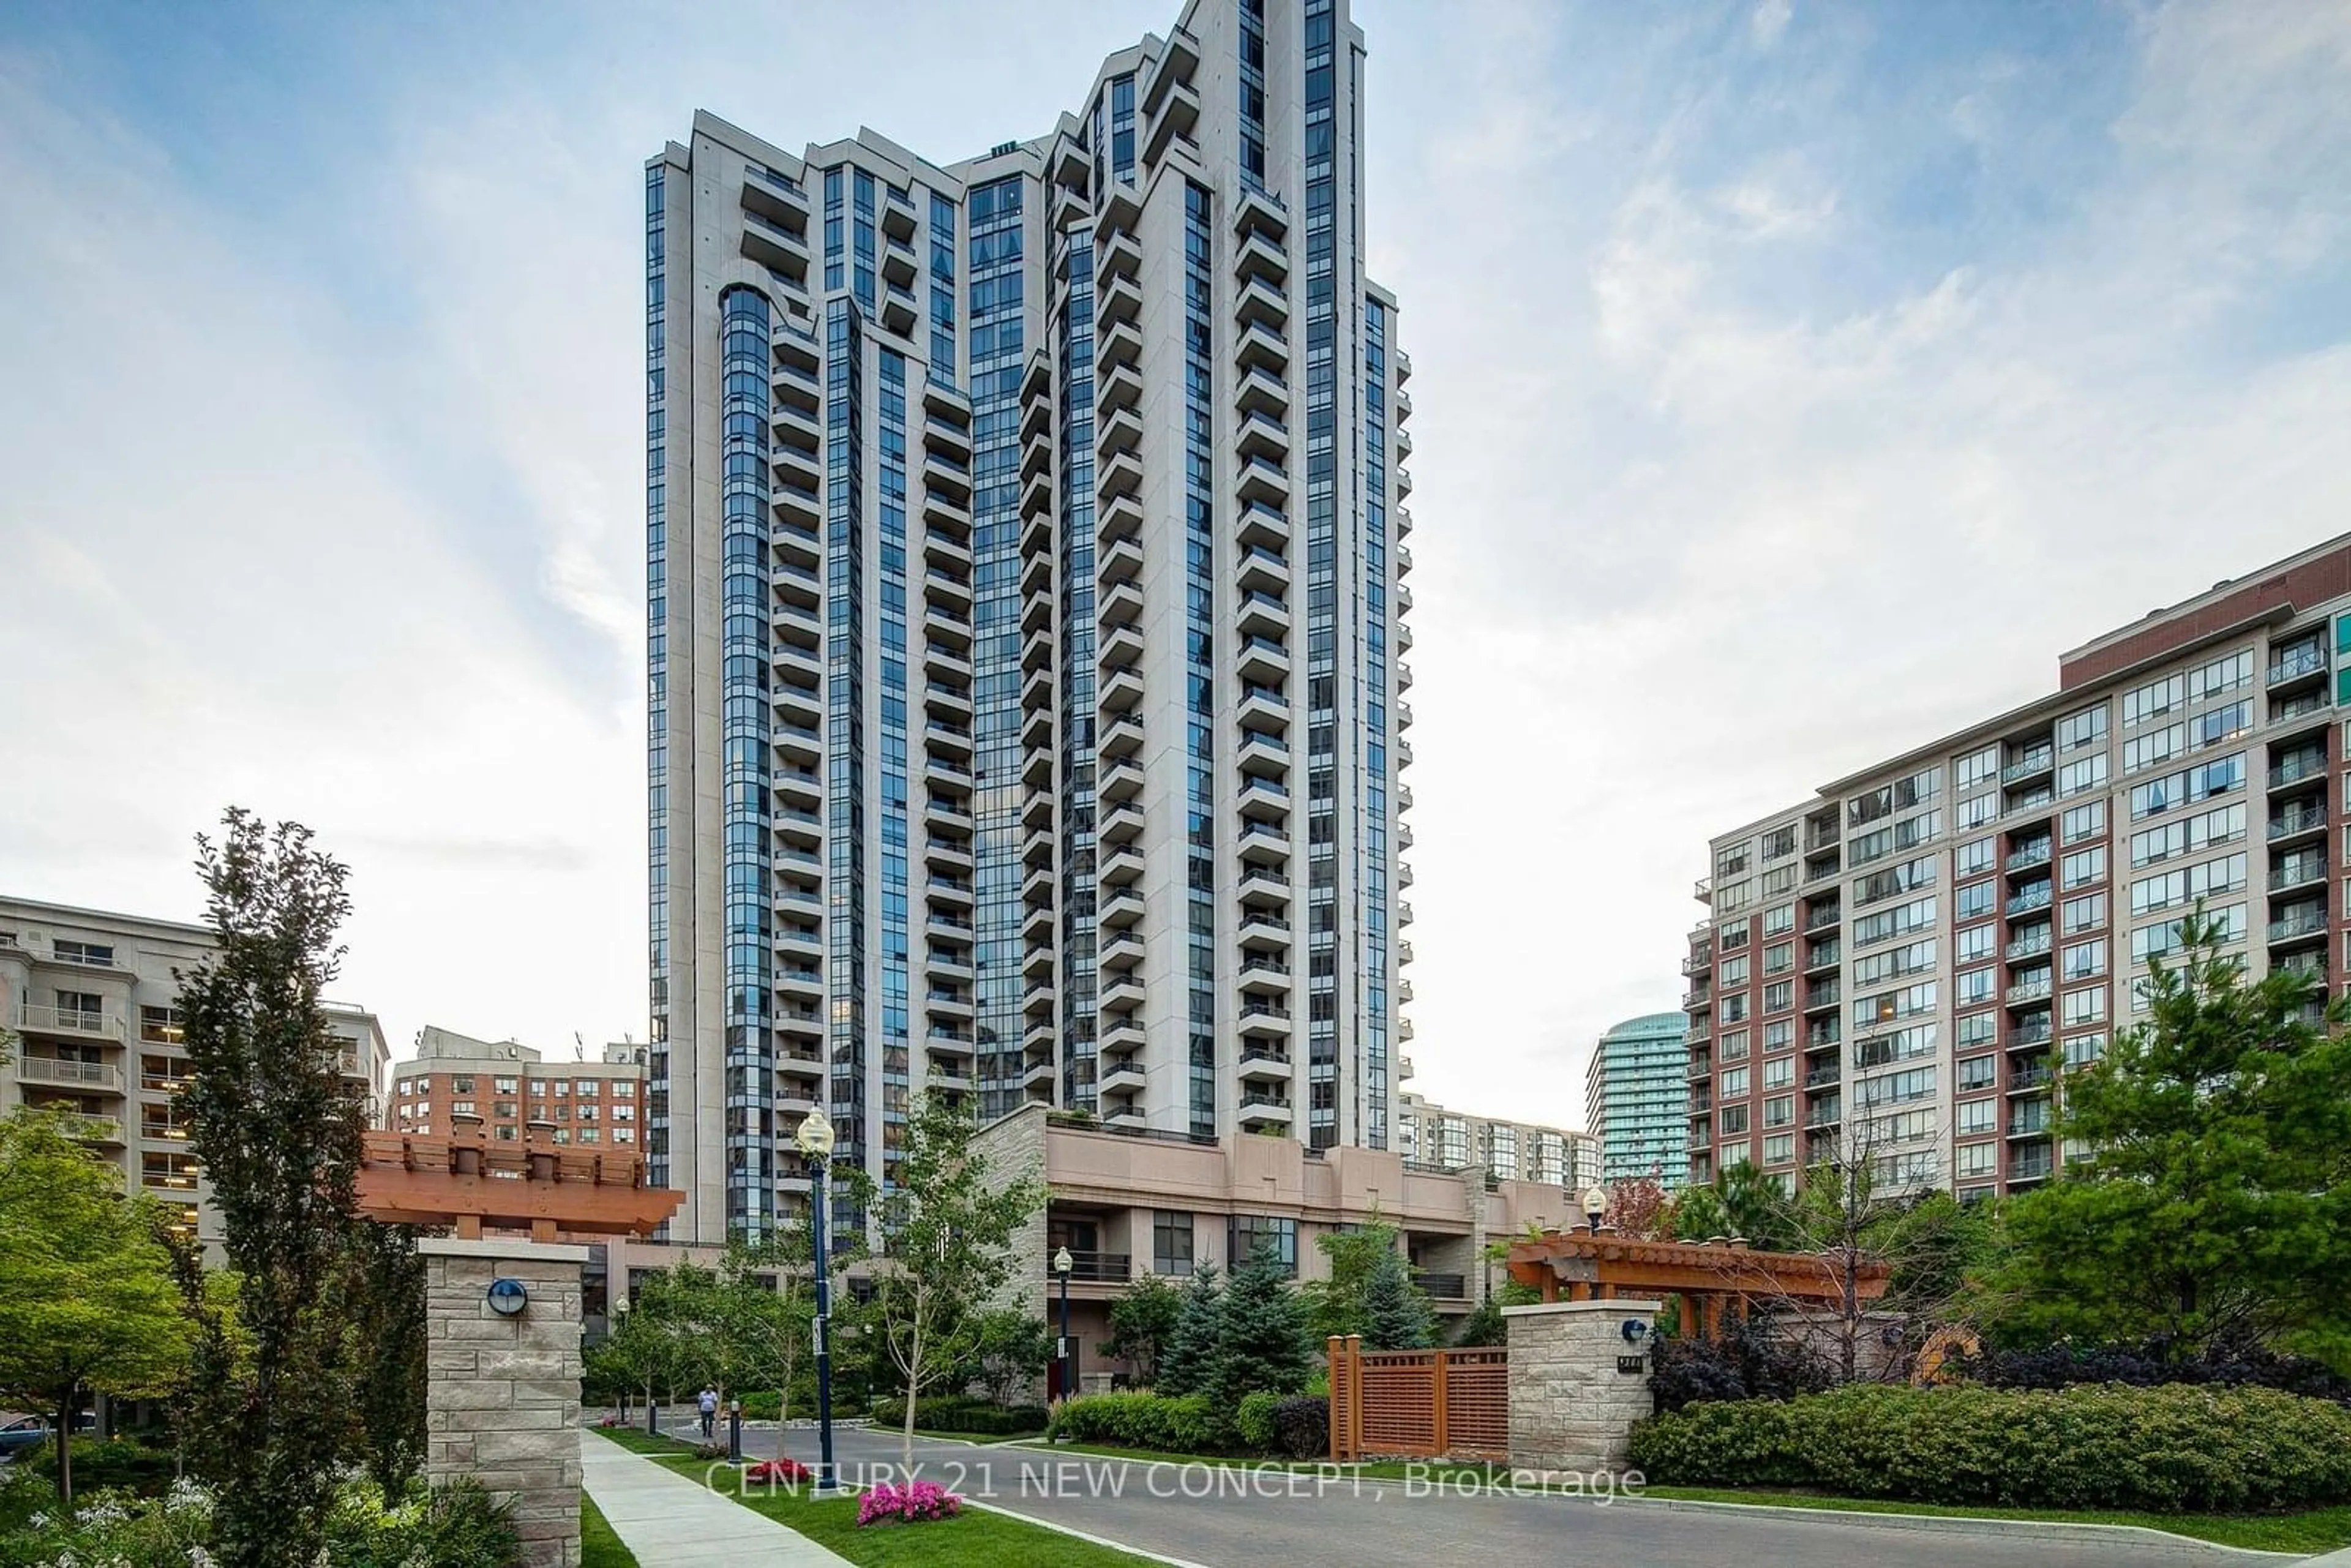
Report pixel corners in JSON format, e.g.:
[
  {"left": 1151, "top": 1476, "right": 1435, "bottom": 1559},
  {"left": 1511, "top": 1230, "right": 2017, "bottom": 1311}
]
[
  {"left": 421, "top": 1239, "right": 588, "bottom": 1568},
  {"left": 1504, "top": 1299, "right": 1661, "bottom": 1476}
]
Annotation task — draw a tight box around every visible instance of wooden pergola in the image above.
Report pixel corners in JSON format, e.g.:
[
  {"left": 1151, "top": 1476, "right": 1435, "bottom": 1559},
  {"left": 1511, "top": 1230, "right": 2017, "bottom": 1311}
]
[
  {"left": 354, "top": 1129, "right": 682, "bottom": 1240},
  {"left": 1505, "top": 1231, "right": 1889, "bottom": 1340}
]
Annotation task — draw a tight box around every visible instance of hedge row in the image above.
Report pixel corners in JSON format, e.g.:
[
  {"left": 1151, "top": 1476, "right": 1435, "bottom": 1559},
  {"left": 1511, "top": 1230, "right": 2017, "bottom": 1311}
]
[
  {"left": 1630, "top": 1382, "right": 2351, "bottom": 1513},
  {"left": 1044, "top": 1391, "right": 1330, "bottom": 1458},
  {"left": 864, "top": 1395, "right": 1048, "bottom": 1435},
  {"left": 1046, "top": 1392, "right": 1233, "bottom": 1453}
]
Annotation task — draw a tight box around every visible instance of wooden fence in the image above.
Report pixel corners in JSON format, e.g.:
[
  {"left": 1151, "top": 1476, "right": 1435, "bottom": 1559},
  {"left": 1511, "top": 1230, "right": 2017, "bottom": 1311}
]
[{"left": 1326, "top": 1335, "right": 1509, "bottom": 1462}]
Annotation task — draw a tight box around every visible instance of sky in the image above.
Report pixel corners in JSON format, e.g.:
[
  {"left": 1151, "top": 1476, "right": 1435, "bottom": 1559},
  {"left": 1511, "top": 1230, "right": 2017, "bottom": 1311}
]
[{"left": 2, "top": 1, "right": 2347, "bottom": 1131}]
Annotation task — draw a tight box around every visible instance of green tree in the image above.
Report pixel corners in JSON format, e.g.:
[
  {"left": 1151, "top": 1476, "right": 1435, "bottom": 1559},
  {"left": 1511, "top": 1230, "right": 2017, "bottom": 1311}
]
[
  {"left": 1985, "top": 913, "right": 2351, "bottom": 1363},
  {"left": 965, "top": 1308, "right": 1053, "bottom": 1406},
  {"left": 1360, "top": 1247, "right": 1434, "bottom": 1351},
  {"left": 1449, "top": 1280, "right": 1540, "bottom": 1348},
  {"left": 869, "top": 1092, "right": 1043, "bottom": 1470},
  {"left": 0, "top": 1112, "right": 194, "bottom": 1502},
  {"left": 1156, "top": 1262, "right": 1222, "bottom": 1394},
  {"left": 711, "top": 1228, "right": 819, "bottom": 1458},
  {"left": 1669, "top": 1160, "right": 1799, "bottom": 1251},
  {"left": 176, "top": 811, "right": 375, "bottom": 1566},
  {"left": 348, "top": 1223, "right": 427, "bottom": 1496},
  {"left": 1103, "top": 1274, "right": 1184, "bottom": 1385},
  {"left": 1208, "top": 1243, "right": 1312, "bottom": 1405},
  {"left": 1302, "top": 1218, "right": 1403, "bottom": 1343}
]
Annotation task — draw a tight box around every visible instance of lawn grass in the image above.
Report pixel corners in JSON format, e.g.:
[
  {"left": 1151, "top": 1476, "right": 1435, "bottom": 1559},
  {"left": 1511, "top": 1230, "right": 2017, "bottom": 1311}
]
[
  {"left": 590, "top": 1427, "right": 1155, "bottom": 1566},
  {"left": 1638, "top": 1486, "right": 2351, "bottom": 1555},
  {"left": 579, "top": 1491, "right": 638, "bottom": 1568}
]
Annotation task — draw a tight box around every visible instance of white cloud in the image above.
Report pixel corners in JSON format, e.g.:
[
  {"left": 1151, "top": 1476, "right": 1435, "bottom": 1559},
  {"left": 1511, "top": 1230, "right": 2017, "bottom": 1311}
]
[{"left": 1751, "top": 0, "right": 1794, "bottom": 51}]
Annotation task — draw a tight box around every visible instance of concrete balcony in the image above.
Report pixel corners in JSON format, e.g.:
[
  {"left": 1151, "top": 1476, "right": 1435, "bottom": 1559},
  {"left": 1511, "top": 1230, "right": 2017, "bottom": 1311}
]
[
  {"left": 1235, "top": 363, "right": 1289, "bottom": 418},
  {"left": 1235, "top": 274, "right": 1288, "bottom": 332},
  {"left": 1237, "top": 1093, "right": 1294, "bottom": 1129},
  {"left": 1100, "top": 800, "right": 1146, "bottom": 846},
  {"left": 1144, "top": 77, "right": 1199, "bottom": 165},
  {"left": 16, "top": 1055, "right": 124, "bottom": 1091},
  {"left": 1101, "top": 842, "right": 1146, "bottom": 889},
  {"left": 1100, "top": 711, "right": 1145, "bottom": 763},
  {"left": 1101, "top": 661, "right": 1144, "bottom": 713},
  {"left": 1236, "top": 499, "right": 1289, "bottom": 549},
  {"left": 1235, "top": 320, "right": 1289, "bottom": 376},
  {"left": 1101, "top": 972, "right": 1146, "bottom": 1013},
  {"left": 1236, "top": 634, "right": 1291, "bottom": 683},
  {"left": 16, "top": 1005, "right": 122, "bottom": 1043},
  {"left": 1235, "top": 590, "right": 1291, "bottom": 638},
  {"left": 1235, "top": 228, "right": 1288, "bottom": 287},
  {"left": 1099, "top": 1058, "right": 1148, "bottom": 1097}
]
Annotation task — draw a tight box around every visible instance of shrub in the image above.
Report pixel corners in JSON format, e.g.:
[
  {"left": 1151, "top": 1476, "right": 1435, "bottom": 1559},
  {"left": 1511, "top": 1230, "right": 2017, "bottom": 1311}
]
[
  {"left": 1648, "top": 1317, "right": 1837, "bottom": 1413},
  {"left": 1045, "top": 1392, "right": 1234, "bottom": 1454},
  {"left": 1957, "top": 1338, "right": 2351, "bottom": 1403},
  {"left": 863, "top": 1395, "right": 1047, "bottom": 1435},
  {"left": 1270, "top": 1396, "right": 1330, "bottom": 1460},
  {"left": 857, "top": 1480, "right": 961, "bottom": 1525},
  {"left": 1234, "top": 1391, "right": 1281, "bottom": 1453},
  {"left": 1630, "top": 1383, "right": 2351, "bottom": 1513},
  {"left": 23, "top": 1435, "right": 178, "bottom": 1497}
]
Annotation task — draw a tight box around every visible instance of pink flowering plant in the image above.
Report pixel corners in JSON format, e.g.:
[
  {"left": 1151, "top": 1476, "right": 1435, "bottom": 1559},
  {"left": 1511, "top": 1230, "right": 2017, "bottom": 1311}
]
[
  {"left": 741, "top": 1456, "right": 813, "bottom": 1487},
  {"left": 855, "top": 1479, "right": 963, "bottom": 1525}
]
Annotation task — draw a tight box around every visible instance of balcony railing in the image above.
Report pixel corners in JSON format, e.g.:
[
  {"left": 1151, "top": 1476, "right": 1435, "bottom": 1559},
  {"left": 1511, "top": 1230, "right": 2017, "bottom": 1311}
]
[
  {"left": 1804, "top": 905, "right": 1842, "bottom": 931},
  {"left": 2001, "top": 749, "right": 2055, "bottom": 784},
  {"left": 2271, "top": 860, "right": 2328, "bottom": 893},
  {"left": 2270, "top": 806, "right": 2328, "bottom": 841},
  {"left": 2006, "top": 885, "right": 2053, "bottom": 918},
  {"left": 2269, "top": 908, "right": 2329, "bottom": 942},
  {"left": 2006, "top": 977, "right": 2053, "bottom": 1005},
  {"left": 2270, "top": 752, "right": 2328, "bottom": 789},
  {"left": 2006, "top": 841, "right": 2053, "bottom": 871},
  {"left": 16, "top": 1056, "right": 122, "bottom": 1089},
  {"left": 1413, "top": 1271, "right": 1469, "bottom": 1300},
  {"left": 2009, "top": 1148, "right": 2055, "bottom": 1182},
  {"left": 2268, "top": 645, "right": 2327, "bottom": 685},
  {"left": 2006, "top": 931, "right": 2053, "bottom": 961},
  {"left": 16, "top": 1003, "right": 121, "bottom": 1039},
  {"left": 1050, "top": 1249, "right": 1133, "bottom": 1284}
]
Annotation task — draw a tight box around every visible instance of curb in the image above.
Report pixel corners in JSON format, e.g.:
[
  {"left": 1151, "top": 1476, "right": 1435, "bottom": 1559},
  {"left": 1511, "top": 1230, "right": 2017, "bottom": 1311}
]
[{"left": 1618, "top": 1495, "right": 2306, "bottom": 1559}]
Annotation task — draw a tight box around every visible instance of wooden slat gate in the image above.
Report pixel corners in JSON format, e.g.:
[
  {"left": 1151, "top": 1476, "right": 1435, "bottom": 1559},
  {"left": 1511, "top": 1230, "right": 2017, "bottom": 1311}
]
[{"left": 1327, "top": 1334, "right": 1508, "bottom": 1462}]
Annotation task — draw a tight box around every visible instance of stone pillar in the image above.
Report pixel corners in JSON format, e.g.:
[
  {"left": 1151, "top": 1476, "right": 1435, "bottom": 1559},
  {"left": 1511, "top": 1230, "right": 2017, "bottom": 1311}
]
[
  {"left": 1504, "top": 1297, "right": 1662, "bottom": 1476},
  {"left": 421, "top": 1237, "right": 589, "bottom": 1568}
]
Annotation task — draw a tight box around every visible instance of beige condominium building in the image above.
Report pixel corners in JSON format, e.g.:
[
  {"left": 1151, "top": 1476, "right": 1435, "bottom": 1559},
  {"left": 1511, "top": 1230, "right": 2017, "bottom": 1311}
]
[
  {"left": 644, "top": 0, "right": 1415, "bottom": 1245},
  {"left": 973, "top": 1105, "right": 1571, "bottom": 1391},
  {"left": 1, "top": 895, "right": 389, "bottom": 1240},
  {"left": 387, "top": 1026, "right": 648, "bottom": 1147},
  {"left": 1685, "top": 535, "right": 2351, "bottom": 1202},
  {"left": 1395, "top": 1089, "right": 1597, "bottom": 1192}
]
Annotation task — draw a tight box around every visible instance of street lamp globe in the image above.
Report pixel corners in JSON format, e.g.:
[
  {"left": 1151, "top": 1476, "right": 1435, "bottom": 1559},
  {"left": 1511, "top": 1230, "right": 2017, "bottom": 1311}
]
[
  {"left": 1054, "top": 1245, "right": 1074, "bottom": 1276},
  {"left": 795, "top": 1106, "right": 836, "bottom": 1160},
  {"left": 1580, "top": 1185, "right": 1610, "bottom": 1232}
]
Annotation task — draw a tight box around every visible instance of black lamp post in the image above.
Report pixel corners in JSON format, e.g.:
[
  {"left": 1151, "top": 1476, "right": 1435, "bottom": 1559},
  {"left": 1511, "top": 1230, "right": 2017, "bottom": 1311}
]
[
  {"left": 796, "top": 1107, "right": 839, "bottom": 1493},
  {"left": 1053, "top": 1245, "right": 1075, "bottom": 1403}
]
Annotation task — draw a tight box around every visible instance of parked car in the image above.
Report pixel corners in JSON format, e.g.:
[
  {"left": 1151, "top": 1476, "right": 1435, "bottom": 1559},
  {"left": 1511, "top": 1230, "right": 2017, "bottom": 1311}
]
[{"left": 0, "top": 1414, "right": 50, "bottom": 1459}]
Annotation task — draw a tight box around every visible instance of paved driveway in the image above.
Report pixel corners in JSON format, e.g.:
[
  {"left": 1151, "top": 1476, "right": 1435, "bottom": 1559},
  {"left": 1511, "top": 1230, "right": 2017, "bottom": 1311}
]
[{"left": 685, "top": 1422, "right": 2276, "bottom": 1568}]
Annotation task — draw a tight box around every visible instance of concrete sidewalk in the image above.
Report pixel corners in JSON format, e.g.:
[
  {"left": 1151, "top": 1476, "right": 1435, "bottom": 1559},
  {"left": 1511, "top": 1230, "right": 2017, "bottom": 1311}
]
[{"left": 581, "top": 1431, "right": 851, "bottom": 1567}]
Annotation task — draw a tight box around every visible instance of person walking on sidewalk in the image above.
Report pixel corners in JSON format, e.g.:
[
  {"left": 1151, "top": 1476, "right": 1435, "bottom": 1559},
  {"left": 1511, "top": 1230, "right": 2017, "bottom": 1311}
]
[{"left": 698, "top": 1386, "right": 719, "bottom": 1439}]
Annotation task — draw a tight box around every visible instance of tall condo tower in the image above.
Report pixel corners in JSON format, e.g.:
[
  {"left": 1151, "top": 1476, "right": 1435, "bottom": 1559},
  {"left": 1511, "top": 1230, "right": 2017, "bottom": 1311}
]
[{"left": 645, "top": 0, "right": 1415, "bottom": 1240}]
